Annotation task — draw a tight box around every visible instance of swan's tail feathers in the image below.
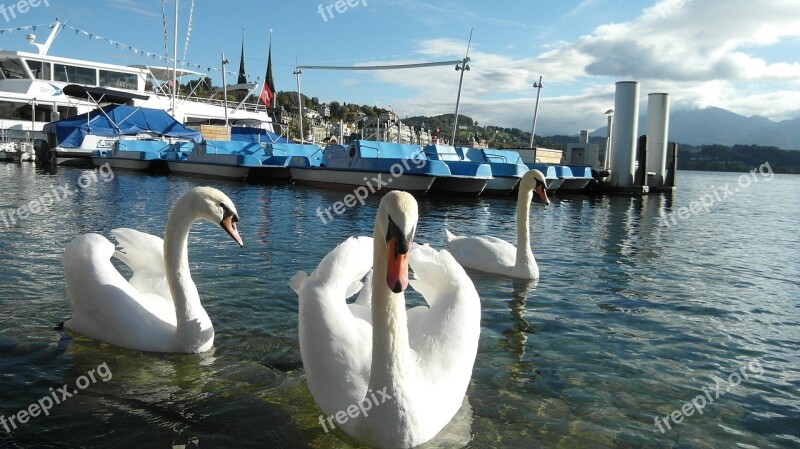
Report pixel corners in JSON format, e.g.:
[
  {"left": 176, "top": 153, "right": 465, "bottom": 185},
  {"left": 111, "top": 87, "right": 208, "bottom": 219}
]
[
  {"left": 352, "top": 269, "right": 373, "bottom": 308},
  {"left": 306, "top": 236, "right": 373, "bottom": 289},
  {"left": 444, "top": 228, "right": 457, "bottom": 242},
  {"left": 409, "top": 243, "right": 467, "bottom": 304},
  {"left": 290, "top": 271, "right": 309, "bottom": 294},
  {"left": 110, "top": 228, "right": 164, "bottom": 272}
]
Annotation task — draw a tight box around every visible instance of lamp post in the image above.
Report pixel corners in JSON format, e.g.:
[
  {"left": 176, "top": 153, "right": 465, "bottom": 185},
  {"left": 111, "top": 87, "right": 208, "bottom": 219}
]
[
  {"left": 450, "top": 29, "right": 473, "bottom": 146},
  {"left": 221, "top": 54, "right": 229, "bottom": 127},
  {"left": 294, "top": 67, "right": 303, "bottom": 143},
  {"left": 450, "top": 56, "right": 471, "bottom": 146},
  {"left": 604, "top": 108, "right": 614, "bottom": 169},
  {"left": 528, "top": 76, "right": 543, "bottom": 148}
]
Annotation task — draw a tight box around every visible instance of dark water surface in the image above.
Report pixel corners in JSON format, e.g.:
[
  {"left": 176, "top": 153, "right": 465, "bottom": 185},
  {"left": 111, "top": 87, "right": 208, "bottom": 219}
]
[{"left": 0, "top": 163, "right": 798, "bottom": 448}]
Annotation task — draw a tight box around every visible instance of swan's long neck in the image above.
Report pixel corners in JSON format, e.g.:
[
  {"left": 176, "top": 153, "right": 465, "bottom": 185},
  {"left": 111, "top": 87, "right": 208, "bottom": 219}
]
[
  {"left": 369, "top": 226, "right": 413, "bottom": 417},
  {"left": 514, "top": 187, "right": 536, "bottom": 276},
  {"left": 164, "top": 199, "right": 210, "bottom": 348}
]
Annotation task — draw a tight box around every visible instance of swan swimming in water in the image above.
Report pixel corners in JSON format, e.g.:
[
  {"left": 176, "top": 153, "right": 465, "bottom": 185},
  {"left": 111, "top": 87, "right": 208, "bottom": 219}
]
[
  {"left": 445, "top": 169, "right": 549, "bottom": 279},
  {"left": 63, "top": 186, "right": 243, "bottom": 353},
  {"left": 292, "top": 191, "right": 481, "bottom": 448}
]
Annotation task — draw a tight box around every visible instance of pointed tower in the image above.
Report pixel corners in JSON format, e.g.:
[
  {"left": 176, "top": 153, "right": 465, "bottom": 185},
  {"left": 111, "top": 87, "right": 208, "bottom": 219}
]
[{"left": 237, "top": 37, "right": 247, "bottom": 85}]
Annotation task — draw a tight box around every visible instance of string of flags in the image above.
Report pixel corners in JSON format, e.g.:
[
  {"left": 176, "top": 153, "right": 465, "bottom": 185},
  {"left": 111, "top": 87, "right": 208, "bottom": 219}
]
[{"left": 0, "top": 22, "right": 262, "bottom": 82}]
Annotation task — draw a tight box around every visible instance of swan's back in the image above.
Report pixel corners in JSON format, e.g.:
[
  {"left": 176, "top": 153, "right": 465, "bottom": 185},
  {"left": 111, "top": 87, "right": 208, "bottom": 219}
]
[
  {"left": 444, "top": 229, "right": 517, "bottom": 274},
  {"left": 294, "top": 237, "right": 374, "bottom": 416},
  {"left": 64, "top": 233, "right": 177, "bottom": 351},
  {"left": 405, "top": 244, "right": 481, "bottom": 435}
]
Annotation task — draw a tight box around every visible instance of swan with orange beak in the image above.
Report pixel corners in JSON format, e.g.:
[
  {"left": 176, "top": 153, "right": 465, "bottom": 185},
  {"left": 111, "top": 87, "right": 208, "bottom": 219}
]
[{"left": 293, "top": 191, "right": 481, "bottom": 448}]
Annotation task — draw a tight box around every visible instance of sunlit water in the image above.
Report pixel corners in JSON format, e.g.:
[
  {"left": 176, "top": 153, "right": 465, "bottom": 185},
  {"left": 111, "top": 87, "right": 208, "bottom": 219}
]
[{"left": 0, "top": 163, "right": 798, "bottom": 448}]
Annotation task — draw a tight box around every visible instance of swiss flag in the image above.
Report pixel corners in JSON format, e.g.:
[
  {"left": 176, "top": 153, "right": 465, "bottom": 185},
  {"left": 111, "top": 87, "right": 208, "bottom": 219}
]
[{"left": 260, "top": 42, "right": 275, "bottom": 108}]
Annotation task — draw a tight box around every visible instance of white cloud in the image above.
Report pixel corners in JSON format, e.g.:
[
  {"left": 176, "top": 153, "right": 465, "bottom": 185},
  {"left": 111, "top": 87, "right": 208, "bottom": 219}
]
[
  {"left": 108, "top": 0, "right": 159, "bottom": 17},
  {"left": 344, "top": 0, "right": 800, "bottom": 135}
]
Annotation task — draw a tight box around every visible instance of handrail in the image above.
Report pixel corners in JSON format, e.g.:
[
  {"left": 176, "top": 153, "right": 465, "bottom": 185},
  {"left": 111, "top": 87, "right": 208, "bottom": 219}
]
[
  {"left": 483, "top": 153, "right": 509, "bottom": 163},
  {"left": 358, "top": 143, "right": 381, "bottom": 158}
]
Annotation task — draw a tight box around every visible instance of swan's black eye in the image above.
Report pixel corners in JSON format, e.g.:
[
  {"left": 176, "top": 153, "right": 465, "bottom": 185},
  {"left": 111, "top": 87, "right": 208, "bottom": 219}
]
[
  {"left": 220, "top": 203, "right": 239, "bottom": 222},
  {"left": 386, "top": 215, "right": 410, "bottom": 254}
]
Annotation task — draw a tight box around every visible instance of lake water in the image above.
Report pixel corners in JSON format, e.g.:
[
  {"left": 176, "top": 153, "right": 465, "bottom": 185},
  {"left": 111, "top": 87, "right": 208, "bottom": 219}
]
[{"left": 0, "top": 163, "right": 798, "bottom": 448}]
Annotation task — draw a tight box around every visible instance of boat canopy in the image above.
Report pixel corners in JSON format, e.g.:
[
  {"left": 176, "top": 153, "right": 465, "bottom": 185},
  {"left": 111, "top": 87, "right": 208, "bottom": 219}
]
[
  {"left": 129, "top": 65, "right": 204, "bottom": 81},
  {"left": 230, "top": 126, "right": 287, "bottom": 144},
  {"left": 62, "top": 84, "right": 149, "bottom": 105},
  {"left": 43, "top": 105, "right": 203, "bottom": 148}
]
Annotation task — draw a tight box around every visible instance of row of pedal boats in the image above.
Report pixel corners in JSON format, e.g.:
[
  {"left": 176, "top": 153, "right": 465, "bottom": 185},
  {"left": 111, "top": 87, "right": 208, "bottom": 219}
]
[{"left": 90, "top": 138, "right": 594, "bottom": 196}]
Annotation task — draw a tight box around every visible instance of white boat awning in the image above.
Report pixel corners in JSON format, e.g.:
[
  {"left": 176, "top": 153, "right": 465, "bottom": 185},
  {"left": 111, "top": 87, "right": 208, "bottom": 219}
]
[{"left": 129, "top": 65, "right": 204, "bottom": 80}]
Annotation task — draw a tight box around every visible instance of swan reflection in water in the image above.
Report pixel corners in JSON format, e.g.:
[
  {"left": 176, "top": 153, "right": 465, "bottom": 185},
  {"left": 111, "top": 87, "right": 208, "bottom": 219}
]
[{"left": 501, "top": 278, "right": 540, "bottom": 384}]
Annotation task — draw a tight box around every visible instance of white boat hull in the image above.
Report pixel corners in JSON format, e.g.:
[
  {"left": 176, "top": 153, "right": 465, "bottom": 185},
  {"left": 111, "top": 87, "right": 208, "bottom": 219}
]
[
  {"left": 167, "top": 161, "right": 250, "bottom": 180},
  {"left": 429, "top": 176, "right": 489, "bottom": 196},
  {"left": 290, "top": 167, "right": 435, "bottom": 194},
  {"left": 483, "top": 176, "right": 520, "bottom": 195},
  {"left": 558, "top": 178, "right": 591, "bottom": 192},
  {"left": 91, "top": 157, "right": 152, "bottom": 171}
]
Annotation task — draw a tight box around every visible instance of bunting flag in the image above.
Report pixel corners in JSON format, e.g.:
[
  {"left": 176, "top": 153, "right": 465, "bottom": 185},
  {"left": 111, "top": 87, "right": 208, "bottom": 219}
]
[
  {"left": 259, "top": 40, "right": 276, "bottom": 108},
  {"left": 1, "top": 21, "right": 246, "bottom": 77}
]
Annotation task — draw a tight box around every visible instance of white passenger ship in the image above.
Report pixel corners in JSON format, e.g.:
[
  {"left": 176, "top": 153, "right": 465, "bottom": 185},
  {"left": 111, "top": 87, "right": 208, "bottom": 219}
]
[{"left": 0, "top": 21, "right": 274, "bottom": 144}]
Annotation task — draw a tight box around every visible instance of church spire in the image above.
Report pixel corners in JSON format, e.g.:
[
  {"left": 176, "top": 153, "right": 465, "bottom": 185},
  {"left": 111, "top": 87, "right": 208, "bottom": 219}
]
[{"left": 237, "top": 29, "right": 247, "bottom": 84}]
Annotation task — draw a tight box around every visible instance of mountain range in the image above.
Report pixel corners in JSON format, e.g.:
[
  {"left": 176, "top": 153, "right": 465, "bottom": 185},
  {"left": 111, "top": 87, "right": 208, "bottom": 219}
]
[{"left": 590, "top": 107, "right": 800, "bottom": 150}]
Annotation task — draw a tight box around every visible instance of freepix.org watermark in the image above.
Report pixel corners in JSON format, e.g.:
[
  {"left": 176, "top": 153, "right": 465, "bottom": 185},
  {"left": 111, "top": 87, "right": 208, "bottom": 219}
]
[
  {"left": 318, "top": 387, "right": 393, "bottom": 433},
  {"left": 660, "top": 162, "right": 773, "bottom": 228},
  {"left": 0, "top": 0, "right": 49, "bottom": 23},
  {"left": 1, "top": 163, "right": 115, "bottom": 229},
  {"left": 317, "top": 0, "right": 366, "bottom": 22},
  {"left": 1, "top": 362, "right": 112, "bottom": 434},
  {"left": 653, "top": 358, "right": 763, "bottom": 434},
  {"left": 315, "top": 156, "right": 426, "bottom": 225}
]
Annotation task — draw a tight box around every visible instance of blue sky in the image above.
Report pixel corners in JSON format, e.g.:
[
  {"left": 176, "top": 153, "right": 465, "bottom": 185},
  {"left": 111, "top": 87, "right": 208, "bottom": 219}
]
[{"left": 2, "top": 0, "right": 799, "bottom": 135}]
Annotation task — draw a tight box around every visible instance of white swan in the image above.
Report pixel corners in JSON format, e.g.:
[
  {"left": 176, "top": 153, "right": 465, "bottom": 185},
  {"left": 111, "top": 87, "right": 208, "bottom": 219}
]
[
  {"left": 291, "top": 191, "right": 481, "bottom": 448},
  {"left": 445, "top": 169, "right": 549, "bottom": 280},
  {"left": 63, "top": 186, "right": 243, "bottom": 353}
]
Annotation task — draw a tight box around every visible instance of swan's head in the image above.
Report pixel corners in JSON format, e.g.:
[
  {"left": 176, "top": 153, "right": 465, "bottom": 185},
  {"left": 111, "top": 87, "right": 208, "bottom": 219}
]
[
  {"left": 376, "top": 191, "right": 418, "bottom": 293},
  {"left": 520, "top": 169, "right": 550, "bottom": 205},
  {"left": 185, "top": 186, "right": 243, "bottom": 247}
]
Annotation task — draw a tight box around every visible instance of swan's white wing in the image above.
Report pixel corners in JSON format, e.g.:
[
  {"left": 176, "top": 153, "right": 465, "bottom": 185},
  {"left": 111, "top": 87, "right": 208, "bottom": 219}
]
[
  {"left": 63, "top": 233, "right": 176, "bottom": 351},
  {"left": 294, "top": 236, "right": 375, "bottom": 416},
  {"left": 110, "top": 228, "right": 170, "bottom": 299},
  {"left": 407, "top": 243, "right": 481, "bottom": 422},
  {"left": 353, "top": 269, "right": 373, "bottom": 309},
  {"left": 444, "top": 228, "right": 517, "bottom": 275}
]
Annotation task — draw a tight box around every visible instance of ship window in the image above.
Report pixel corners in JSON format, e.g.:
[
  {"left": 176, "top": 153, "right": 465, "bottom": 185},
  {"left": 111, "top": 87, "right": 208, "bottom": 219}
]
[
  {"left": 99, "top": 70, "right": 138, "bottom": 90},
  {"left": 53, "top": 63, "right": 97, "bottom": 85},
  {"left": 57, "top": 105, "right": 79, "bottom": 119},
  {"left": 25, "top": 60, "right": 51, "bottom": 80},
  {"left": 0, "top": 58, "right": 29, "bottom": 79}
]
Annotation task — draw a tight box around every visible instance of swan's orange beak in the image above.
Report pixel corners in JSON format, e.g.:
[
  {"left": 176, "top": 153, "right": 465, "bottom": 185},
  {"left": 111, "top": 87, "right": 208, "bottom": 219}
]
[
  {"left": 385, "top": 215, "right": 412, "bottom": 293},
  {"left": 535, "top": 183, "right": 550, "bottom": 205},
  {"left": 221, "top": 214, "right": 243, "bottom": 247},
  {"left": 386, "top": 237, "right": 410, "bottom": 293}
]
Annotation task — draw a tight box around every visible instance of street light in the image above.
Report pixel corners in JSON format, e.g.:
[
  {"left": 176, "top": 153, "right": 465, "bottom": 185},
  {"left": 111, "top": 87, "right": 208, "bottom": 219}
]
[
  {"left": 451, "top": 28, "right": 473, "bottom": 146},
  {"left": 450, "top": 56, "right": 471, "bottom": 146},
  {"left": 528, "top": 76, "right": 543, "bottom": 148},
  {"left": 221, "top": 54, "right": 229, "bottom": 127},
  {"left": 293, "top": 67, "right": 303, "bottom": 143}
]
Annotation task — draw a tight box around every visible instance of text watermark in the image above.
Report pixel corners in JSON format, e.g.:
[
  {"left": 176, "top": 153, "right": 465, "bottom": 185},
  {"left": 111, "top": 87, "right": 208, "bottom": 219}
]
[
  {"left": 654, "top": 358, "right": 763, "bottom": 434},
  {"left": 1, "top": 362, "right": 112, "bottom": 434},
  {"left": 1, "top": 163, "right": 114, "bottom": 229},
  {"left": 660, "top": 162, "right": 773, "bottom": 228},
  {"left": 0, "top": 0, "right": 49, "bottom": 23},
  {"left": 315, "top": 156, "right": 426, "bottom": 225},
  {"left": 318, "top": 387, "right": 393, "bottom": 433},
  {"left": 317, "top": 0, "right": 367, "bottom": 22}
]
